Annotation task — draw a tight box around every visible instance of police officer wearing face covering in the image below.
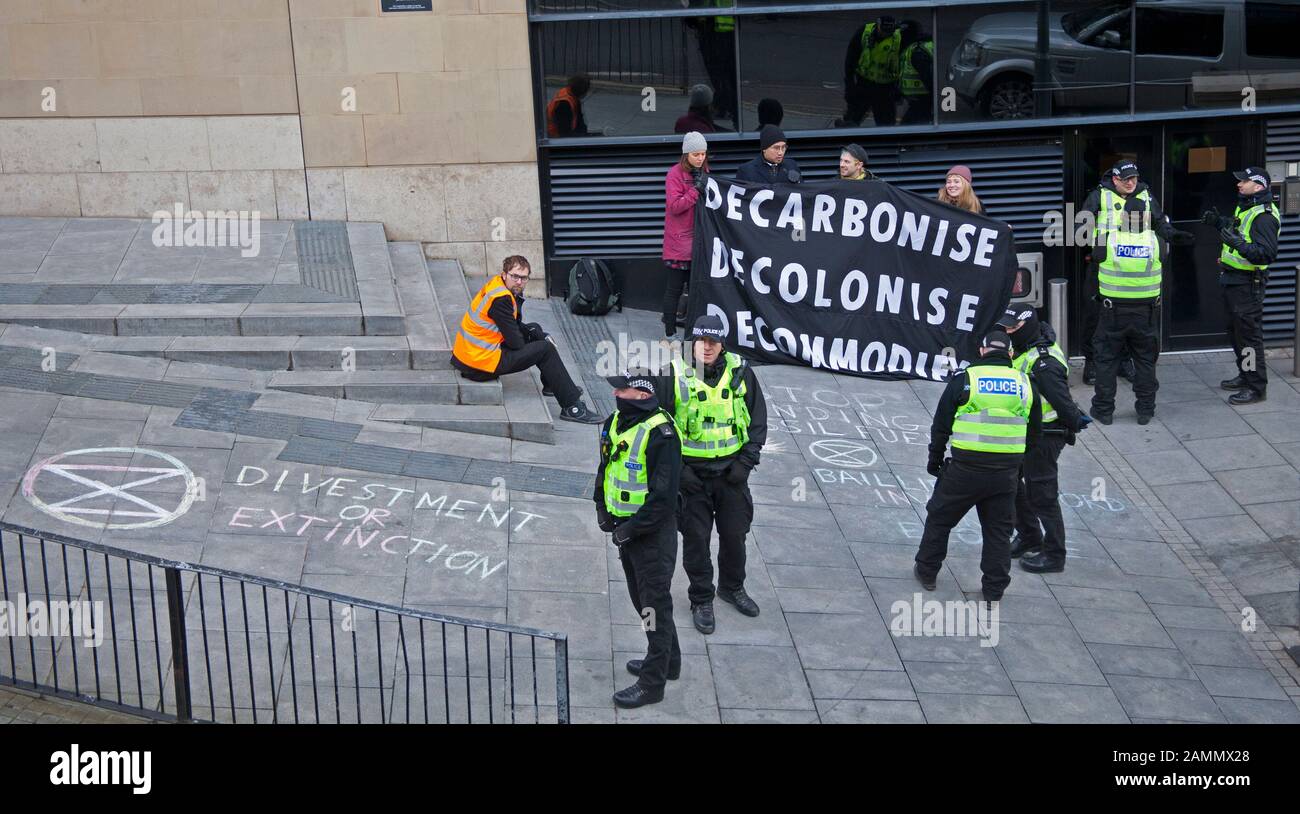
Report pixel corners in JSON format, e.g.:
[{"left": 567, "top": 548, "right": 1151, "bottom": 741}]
[
  {"left": 595, "top": 371, "right": 683, "bottom": 708},
  {"left": 999, "top": 307, "right": 1092, "bottom": 574},
  {"left": 914, "top": 329, "right": 1042, "bottom": 602},
  {"left": 656, "top": 315, "right": 767, "bottom": 634}
]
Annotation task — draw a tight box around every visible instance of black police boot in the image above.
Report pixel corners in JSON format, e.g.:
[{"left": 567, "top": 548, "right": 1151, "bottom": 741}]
[
  {"left": 1009, "top": 533, "right": 1039, "bottom": 559},
  {"left": 913, "top": 563, "right": 936, "bottom": 591},
  {"left": 1229, "top": 389, "right": 1266, "bottom": 405},
  {"left": 626, "top": 659, "right": 681, "bottom": 681},
  {"left": 1118, "top": 358, "right": 1135, "bottom": 381},
  {"left": 1020, "top": 551, "right": 1065, "bottom": 573},
  {"left": 559, "top": 402, "right": 603, "bottom": 424},
  {"left": 1089, "top": 407, "right": 1113, "bottom": 426},
  {"left": 691, "top": 602, "right": 715, "bottom": 635},
  {"left": 1220, "top": 375, "right": 1249, "bottom": 391},
  {"left": 1082, "top": 359, "right": 1096, "bottom": 386},
  {"left": 717, "top": 587, "right": 760, "bottom": 617},
  {"left": 1137, "top": 414, "right": 1152, "bottom": 425},
  {"left": 612, "top": 683, "right": 664, "bottom": 708},
  {"left": 982, "top": 590, "right": 1003, "bottom": 603}
]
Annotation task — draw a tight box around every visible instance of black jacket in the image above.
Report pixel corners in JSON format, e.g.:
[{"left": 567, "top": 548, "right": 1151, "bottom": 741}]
[
  {"left": 928, "top": 353, "right": 1043, "bottom": 470},
  {"left": 653, "top": 356, "right": 767, "bottom": 478},
  {"left": 1014, "top": 325, "right": 1085, "bottom": 434},
  {"left": 594, "top": 408, "right": 682, "bottom": 539},
  {"left": 1080, "top": 178, "right": 1178, "bottom": 264},
  {"left": 735, "top": 156, "right": 802, "bottom": 185},
  {"left": 1220, "top": 190, "right": 1280, "bottom": 283},
  {"left": 907, "top": 39, "right": 935, "bottom": 95}
]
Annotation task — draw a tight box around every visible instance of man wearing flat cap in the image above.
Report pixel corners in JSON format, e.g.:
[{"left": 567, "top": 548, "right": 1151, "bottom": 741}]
[
  {"left": 657, "top": 315, "right": 767, "bottom": 634},
  {"left": 838, "top": 144, "right": 876, "bottom": 181},
  {"left": 914, "top": 329, "right": 1041, "bottom": 602},
  {"left": 595, "top": 370, "right": 683, "bottom": 708}
]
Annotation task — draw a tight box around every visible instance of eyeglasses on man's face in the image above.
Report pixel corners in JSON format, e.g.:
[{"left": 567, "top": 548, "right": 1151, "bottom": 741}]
[{"left": 505, "top": 271, "right": 530, "bottom": 282}]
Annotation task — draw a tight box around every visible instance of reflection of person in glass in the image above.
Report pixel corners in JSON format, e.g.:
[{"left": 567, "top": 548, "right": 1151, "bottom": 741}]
[
  {"left": 546, "top": 75, "right": 590, "bottom": 138},
  {"left": 687, "top": 2, "right": 738, "bottom": 125},
  {"left": 662, "top": 132, "right": 710, "bottom": 338},
  {"left": 898, "top": 20, "right": 934, "bottom": 124},
  {"left": 675, "top": 84, "right": 721, "bottom": 135},
  {"left": 835, "top": 15, "right": 901, "bottom": 128},
  {"left": 838, "top": 144, "right": 875, "bottom": 181}
]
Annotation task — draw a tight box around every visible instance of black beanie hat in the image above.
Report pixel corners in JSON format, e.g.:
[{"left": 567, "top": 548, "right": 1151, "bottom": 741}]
[{"left": 759, "top": 124, "right": 787, "bottom": 151}]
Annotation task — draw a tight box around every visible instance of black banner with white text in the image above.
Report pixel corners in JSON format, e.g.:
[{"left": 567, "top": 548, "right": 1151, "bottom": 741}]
[{"left": 689, "top": 177, "right": 1019, "bottom": 381}]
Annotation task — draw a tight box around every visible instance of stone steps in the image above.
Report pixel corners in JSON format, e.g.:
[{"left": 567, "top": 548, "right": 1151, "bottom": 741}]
[
  {"left": 94, "top": 334, "right": 449, "bottom": 371},
  {"left": 267, "top": 369, "right": 501, "bottom": 405},
  {"left": 388, "top": 242, "right": 451, "bottom": 369},
  {"left": 0, "top": 302, "right": 409, "bottom": 337}
]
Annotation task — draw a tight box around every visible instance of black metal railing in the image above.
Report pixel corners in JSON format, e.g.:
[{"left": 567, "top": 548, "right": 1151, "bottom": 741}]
[{"left": 0, "top": 523, "right": 570, "bottom": 724}]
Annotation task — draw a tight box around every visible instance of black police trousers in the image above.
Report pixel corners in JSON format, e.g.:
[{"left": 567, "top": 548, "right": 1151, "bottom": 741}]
[
  {"left": 1014, "top": 434, "right": 1068, "bottom": 561},
  {"left": 1223, "top": 280, "right": 1268, "bottom": 395},
  {"left": 458, "top": 340, "right": 583, "bottom": 409},
  {"left": 679, "top": 472, "right": 753, "bottom": 607},
  {"left": 1091, "top": 300, "right": 1160, "bottom": 418},
  {"left": 618, "top": 522, "right": 681, "bottom": 692},
  {"left": 1082, "top": 268, "right": 1131, "bottom": 367},
  {"left": 915, "top": 460, "right": 1018, "bottom": 600}
]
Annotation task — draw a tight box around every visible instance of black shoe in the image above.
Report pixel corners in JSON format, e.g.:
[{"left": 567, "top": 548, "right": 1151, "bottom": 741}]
[
  {"left": 1220, "top": 375, "right": 1249, "bottom": 391},
  {"left": 1136, "top": 414, "right": 1152, "bottom": 426},
  {"left": 982, "top": 590, "right": 1003, "bottom": 603},
  {"left": 691, "top": 602, "right": 715, "bottom": 635},
  {"left": 717, "top": 587, "right": 760, "bottom": 617},
  {"left": 558, "top": 403, "right": 603, "bottom": 424},
  {"left": 1089, "top": 408, "right": 1112, "bottom": 426},
  {"left": 1229, "top": 389, "right": 1266, "bottom": 405},
  {"left": 612, "top": 683, "right": 664, "bottom": 708},
  {"left": 1082, "top": 360, "right": 1096, "bottom": 386},
  {"left": 1020, "top": 552, "right": 1065, "bottom": 573},
  {"left": 626, "top": 659, "right": 681, "bottom": 681},
  {"left": 913, "top": 563, "right": 936, "bottom": 591},
  {"left": 1118, "top": 359, "right": 1135, "bottom": 381},
  {"left": 1009, "top": 534, "right": 1040, "bottom": 559}
]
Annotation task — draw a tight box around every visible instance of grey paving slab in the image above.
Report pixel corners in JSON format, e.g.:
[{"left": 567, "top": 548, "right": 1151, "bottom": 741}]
[
  {"left": 1066, "top": 606, "right": 1176, "bottom": 648},
  {"left": 1121, "top": 449, "right": 1213, "bottom": 486},
  {"left": 1047, "top": 584, "right": 1149, "bottom": 612},
  {"left": 993, "top": 622, "right": 1109, "bottom": 685},
  {"left": 1274, "top": 441, "right": 1300, "bottom": 469},
  {"left": 1014, "top": 682, "right": 1130, "bottom": 723},
  {"left": 1133, "top": 576, "right": 1218, "bottom": 608},
  {"left": 1166, "top": 627, "right": 1266, "bottom": 669},
  {"left": 708, "top": 644, "right": 816, "bottom": 711},
  {"left": 1086, "top": 642, "right": 1199, "bottom": 680},
  {"left": 1245, "top": 589, "right": 1300, "bottom": 629},
  {"left": 1150, "top": 480, "right": 1245, "bottom": 520},
  {"left": 1107, "top": 674, "right": 1227, "bottom": 722},
  {"left": 1148, "top": 603, "right": 1240, "bottom": 632},
  {"left": 916, "top": 692, "right": 1028, "bottom": 723},
  {"left": 1193, "top": 665, "right": 1289, "bottom": 701},
  {"left": 785, "top": 611, "right": 902, "bottom": 672},
  {"left": 1098, "top": 538, "right": 1193, "bottom": 579},
  {"left": 611, "top": 653, "right": 719, "bottom": 724},
  {"left": 1214, "top": 696, "right": 1300, "bottom": 724},
  {"left": 508, "top": 544, "right": 606, "bottom": 594},
  {"left": 1180, "top": 515, "right": 1274, "bottom": 555},
  {"left": 816, "top": 699, "right": 926, "bottom": 723},
  {"left": 1091, "top": 416, "right": 1186, "bottom": 453},
  {"left": 1214, "top": 464, "right": 1300, "bottom": 506},
  {"left": 1213, "top": 551, "right": 1300, "bottom": 595},
  {"left": 1184, "top": 434, "right": 1287, "bottom": 472},
  {"left": 906, "top": 660, "right": 1015, "bottom": 696},
  {"left": 1242, "top": 411, "right": 1300, "bottom": 443},
  {"left": 805, "top": 669, "right": 916, "bottom": 701}
]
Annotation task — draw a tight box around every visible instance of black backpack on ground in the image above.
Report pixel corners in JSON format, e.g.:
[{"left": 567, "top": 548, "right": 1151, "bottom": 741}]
[{"left": 565, "top": 258, "right": 621, "bottom": 316}]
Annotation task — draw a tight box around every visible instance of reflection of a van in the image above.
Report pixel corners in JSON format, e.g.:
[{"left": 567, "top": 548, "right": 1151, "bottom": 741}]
[{"left": 946, "top": 0, "right": 1300, "bottom": 120}]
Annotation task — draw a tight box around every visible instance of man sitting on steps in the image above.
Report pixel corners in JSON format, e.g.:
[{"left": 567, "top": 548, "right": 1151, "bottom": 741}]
[{"left": 451, "top": 255, "right": 603, "bottom": 424}]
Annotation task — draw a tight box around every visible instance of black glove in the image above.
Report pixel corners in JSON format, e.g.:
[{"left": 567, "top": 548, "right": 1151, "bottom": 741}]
[
  {"left": 786, "top": 169, "right": 802, "bottom": 183},
  {"left": 1077, "top": 414, "right": 1093, "bottom": 431},
  {"left": 597, "top": 507, "right": 617, "bottom": 534},
  {"left": 1200, "top": 207, "right": 1220, "bottom": 227},
  {"left": 680, "top": 465, "right": 705, "bottom": 494},
  {"left": 612, "top": 523, "right": 634, "bottom": 546},
  {"left": 523, "top": 322, "right": 546, "bottom": 342},
  {"left": 1169, "top": 230, "right": 1196, "bottom": 246},
  {"left": 1219, "top": 226, "right": 1246, "bottom": 250},
  {"left": 926, "top": 455, "right": 944, "bottom": 478},
  {"left": 691, "top": 169, "right": 705, "bottom": 192},
  {"left": 725, "top": 460, "right": 752, "bottom": 485}
]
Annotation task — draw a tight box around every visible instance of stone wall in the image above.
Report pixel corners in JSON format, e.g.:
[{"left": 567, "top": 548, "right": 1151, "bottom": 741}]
[{"left": 0, "top": 0, "right": 543, "bottom": 289}]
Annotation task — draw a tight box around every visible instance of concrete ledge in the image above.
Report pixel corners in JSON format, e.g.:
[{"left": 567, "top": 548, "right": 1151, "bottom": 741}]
[
  {"left": 239, "top": 302, "right": 363, "bottom": 336},
  {"left": 117, "top": 303, "right": 246, "bottom": 336},
  {"left": 292, "top": 336, "right": 411, "bottom": 370}
]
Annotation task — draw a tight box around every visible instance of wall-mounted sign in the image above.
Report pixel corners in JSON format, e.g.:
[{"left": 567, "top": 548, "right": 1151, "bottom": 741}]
[{"left": 381, "top": 0, "right": 433, "bottom": 10}]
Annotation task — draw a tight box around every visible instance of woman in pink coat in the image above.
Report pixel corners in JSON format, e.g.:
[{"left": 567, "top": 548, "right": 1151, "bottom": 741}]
[{"left": 662, "top": 131, "right": 709, "bottom": 338}]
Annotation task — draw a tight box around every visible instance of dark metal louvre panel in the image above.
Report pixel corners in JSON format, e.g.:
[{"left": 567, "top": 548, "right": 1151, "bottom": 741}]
[
  {"left": 546, "top": 137, "right": 1062, "bottom": 257},
  {"left": 1265, "top": 116, "right": 1300, "bottom": 344}
]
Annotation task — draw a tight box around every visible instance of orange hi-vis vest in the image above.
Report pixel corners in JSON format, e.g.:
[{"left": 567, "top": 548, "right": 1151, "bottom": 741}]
[
  {"left": 452, "top": 276, "right": 516, "bottom": 373},
  {"left": 546, "top": 87, "right": 580, "bottom": 138}
]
